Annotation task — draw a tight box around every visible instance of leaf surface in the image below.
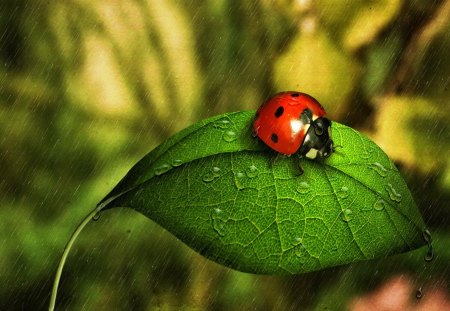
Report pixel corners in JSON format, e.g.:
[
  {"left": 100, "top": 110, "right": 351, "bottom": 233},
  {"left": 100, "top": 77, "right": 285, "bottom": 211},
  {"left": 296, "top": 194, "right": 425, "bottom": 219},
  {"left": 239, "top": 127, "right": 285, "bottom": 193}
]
[{"left": 100, "top": 111, "right": 426, "bottom": 274}]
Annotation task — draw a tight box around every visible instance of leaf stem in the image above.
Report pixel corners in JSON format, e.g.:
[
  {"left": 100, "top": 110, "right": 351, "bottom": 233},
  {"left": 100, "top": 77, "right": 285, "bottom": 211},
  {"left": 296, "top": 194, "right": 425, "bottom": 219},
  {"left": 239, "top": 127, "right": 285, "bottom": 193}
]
[{"left": 48, "top": 206, "right": 102, "bottom": 311}]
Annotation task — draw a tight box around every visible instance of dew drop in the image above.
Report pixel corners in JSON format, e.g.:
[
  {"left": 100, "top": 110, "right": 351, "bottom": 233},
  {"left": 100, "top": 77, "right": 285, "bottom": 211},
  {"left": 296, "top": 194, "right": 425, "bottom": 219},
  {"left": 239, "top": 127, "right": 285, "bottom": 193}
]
[
  {"left": 385, "top": 183, "right": 402, "bottom": 203},
  {"left": 370, "top": 162, "right": 388, "bottom": 177},
  {"left": 213, "top": 208, "right": 222, "bottom": 214},
  {"left": 359, "top": 151, "right": 370, "bottom": 160},
  {"left": 212, "top": 219, "right": 227, "bottom": 236},
  {"left": 155, "top": 163, "right": 171, "bottom": 176},
  {"left": 92, "top": 211, "right": 101, "bottom": 221},
  {"left": 214, "top": 118, "right": 231, "bottom": 129},
  {"left": 202, "top": 172, "right": 215, "bottom": 183},
  {"left": 223, "top": 130, "right": 237, "bottom": 142},
  {"left": 246, "top": 165, "right": 259, "bottom": 178},
  {"left": 212, "top": 166, "right": 221, "bottom": 177},
  {"left": 293, "top": 236, "right": 303, "bottom": 245},
  {"left": 297, "top": 181, "right": 310, "bottom": 194},
  {"left": 171, "top": 159, "right": 183, "bottom": 167},
  {"left": 236, "top": 172, "right": 244, "bottom": 178},
  {"left": 373, "top": 198, "right": 386, "bottom": 211},
  {"left": 415, "top": 287, "right": 423, "bottom": 300},
  {"left": 294, "top": 243, "right": 307, "bottom": 261},
  {"left": 337, "top": 186, "right": 349, "bottom": 199},
  {"left": 341, "top": 209, "right": 353, "bottom": 222}
]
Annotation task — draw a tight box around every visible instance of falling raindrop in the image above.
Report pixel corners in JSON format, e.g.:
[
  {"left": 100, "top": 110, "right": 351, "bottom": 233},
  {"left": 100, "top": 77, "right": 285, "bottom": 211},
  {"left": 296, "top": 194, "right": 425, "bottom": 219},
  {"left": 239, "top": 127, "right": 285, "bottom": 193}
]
[
  {"left": 423, "top": 229, "right": 434, "bottom": 262},
  {"left": 415, "top": 287, "right": 423, "bottom": 299},
  {"left": 223, "top": 130, "right": 237, "bottom": 142},
  {"left": 385, "top": 183, "right": 402, "bottom": 203},
  {"left": 297, "top": 181, "right": 310, "bottom": 194},
  {"left": 370, "top": 162, "right": 388, "bottom": 177},
  {"left": 155, "top": 163, "right": 171, "bottom": 176}
]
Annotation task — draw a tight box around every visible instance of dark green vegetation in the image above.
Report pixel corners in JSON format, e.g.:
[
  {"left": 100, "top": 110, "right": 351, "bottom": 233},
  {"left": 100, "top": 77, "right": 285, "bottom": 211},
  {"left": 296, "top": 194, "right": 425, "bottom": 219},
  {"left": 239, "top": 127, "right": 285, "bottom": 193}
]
[{"left": 1, "top": 0, "right": 449, "bottom": 310}]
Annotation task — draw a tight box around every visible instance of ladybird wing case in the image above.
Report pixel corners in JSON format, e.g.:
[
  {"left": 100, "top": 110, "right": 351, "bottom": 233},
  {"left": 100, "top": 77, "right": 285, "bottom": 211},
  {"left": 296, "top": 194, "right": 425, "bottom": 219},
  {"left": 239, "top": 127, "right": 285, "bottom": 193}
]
[{"left": 253, "top": 93, "right": 309, "bottom": 155}]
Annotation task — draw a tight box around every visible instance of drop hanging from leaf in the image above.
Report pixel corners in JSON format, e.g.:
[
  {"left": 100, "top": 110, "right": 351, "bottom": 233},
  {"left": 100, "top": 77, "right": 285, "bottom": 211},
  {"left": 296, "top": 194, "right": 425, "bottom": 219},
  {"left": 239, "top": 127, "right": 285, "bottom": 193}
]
[{"left": 49, "top": 110, "right": 427, "bottom": 310}]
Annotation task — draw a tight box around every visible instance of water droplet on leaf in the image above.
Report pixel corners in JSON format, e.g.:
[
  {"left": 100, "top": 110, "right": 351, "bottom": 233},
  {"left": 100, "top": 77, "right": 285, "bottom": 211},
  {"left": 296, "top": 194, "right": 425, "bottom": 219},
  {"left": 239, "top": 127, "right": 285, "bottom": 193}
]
[
  {"left": 223, "top": 130, "right": 237, "bottom": 142},
  {"left": 385, "top": 183, "right": 402, "bottom": 203},
  {"left": 214, "top": 118, "right": 231, "bottom": 129},
  {"left": 370, "top": 162, "right": 388, "bottom": 177},
  {"left": 212, "top": 166, "right": 221, "bottom": 177},
  {"left": 212, "top": 219, "right": 227, "bottom": 236},
  {"left": 373, "top": 198, "right": 386, "bottom": 211},
  {"left": 246, "top": 165, "right": 259, "bottom": 178},
  {"left": 155, "top": 164, "right": 171, "bottom": 176},
  {"left": 171, "top": 159, "right": 183, "bottom": 167},
  {"left": 92, "top": 211, "right": 101, "bottom": 221},
  {"left": 297, "top": 181, "right": 310, "bottom": 194},
  {"left": 203, "top": 172, "right": 215, "bottom": 183},
  {"left": 341, "top": 209, "right": 353, "bottom": 222},
  {"left": 236, "top": 172, "right": 244, "bottom": 178},
  {"left": 337, "top": 186, "right": 349, "bottom": 199}
]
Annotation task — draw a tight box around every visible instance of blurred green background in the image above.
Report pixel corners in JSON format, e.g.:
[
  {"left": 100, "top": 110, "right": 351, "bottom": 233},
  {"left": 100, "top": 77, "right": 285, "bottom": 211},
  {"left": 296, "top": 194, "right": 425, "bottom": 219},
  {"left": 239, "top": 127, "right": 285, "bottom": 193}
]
[{"left": 1, "top": 0, "right": 449, "bottom": 310}]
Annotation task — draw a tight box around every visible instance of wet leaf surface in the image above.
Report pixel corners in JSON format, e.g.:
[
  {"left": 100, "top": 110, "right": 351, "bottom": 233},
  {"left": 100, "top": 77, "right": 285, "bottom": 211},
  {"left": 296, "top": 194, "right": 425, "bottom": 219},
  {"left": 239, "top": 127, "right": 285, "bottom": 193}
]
[{"left": 100, "top": 111, "right": 426, "bottom": 274}]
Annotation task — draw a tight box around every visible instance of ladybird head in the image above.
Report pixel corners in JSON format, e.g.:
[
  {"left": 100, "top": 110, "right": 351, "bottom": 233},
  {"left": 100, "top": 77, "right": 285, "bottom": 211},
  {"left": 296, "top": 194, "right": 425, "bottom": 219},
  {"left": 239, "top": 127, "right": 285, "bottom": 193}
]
[{"left": 299, "top": 117, "right": 334, "bottom": 160}]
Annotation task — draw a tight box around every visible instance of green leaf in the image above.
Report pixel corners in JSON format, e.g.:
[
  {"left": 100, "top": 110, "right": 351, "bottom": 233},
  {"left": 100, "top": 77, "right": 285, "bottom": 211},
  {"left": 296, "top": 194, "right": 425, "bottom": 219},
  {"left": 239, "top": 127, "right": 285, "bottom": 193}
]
[{"left": 99, "top": 111, "right": 426, "bottom": 274}]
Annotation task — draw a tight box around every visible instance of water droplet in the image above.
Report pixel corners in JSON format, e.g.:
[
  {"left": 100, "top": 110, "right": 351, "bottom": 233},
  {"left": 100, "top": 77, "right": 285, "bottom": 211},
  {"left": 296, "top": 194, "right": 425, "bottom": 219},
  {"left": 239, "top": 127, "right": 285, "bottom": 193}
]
[
  {"left": 236, "top": 172, "right": 244, "bottom": 178},
  {"left": 212, "top": 218, "right": 227, "bottom": 236},
  {"left": 212, "top": 166, "right": 221, "bottom": 177},
  {"left": 385, "top": 183, "right": 402, "bottom": 203},
  {"left": 370, "top": 162, "right": 388, "bottom": 177},
  {"left": 423, "top": 229, "right": 434, "bottom": 262},
  {"left": 373, "top": 198, "right": 386, "bottom": 211},
  {"left": 293, "top": 237, "right": 303, "bottom": 245},
  {"left": 171, "top": 159, "right": 183, "bottom": 167},
  {"left": 203, "top": 167, "right": 222, "bottom": 183},
  {"left": 246, "top": 165, "right": 259, "bottom": 178},
  {"left": 337, "top": 186, "right": 349, "bottom": 199},
  {"left": 341, "top": 209, "right": 353, "bottom": 222},
  {"left": 223, "top": 130, "right": 237, "bottom": 142},
  {"left": 213, "top": 208, "right": 222, "bottom": 214},
  {"left": 297, "top": 181, "right": 310, "bottom": 194},
  {"left": 202, "top": 172, "right": 215, "bottom": 182},
  {"left": 415, "top": 287, "right": 423, "bottom": 299},
  {"left": 92, "top": 211, "right": 101, "bottom": 221},
  {"left": 359, "top": 151, "right": 370, "bottom": 160},
  {"left": 294, "top": 243, "right": 307, "bottom": 260},
  {"left": 155, "top": 163, "right": 171, "bottom": 176},
  {"left": 214, "top": 118, "right": 231, "bottom": 129}
]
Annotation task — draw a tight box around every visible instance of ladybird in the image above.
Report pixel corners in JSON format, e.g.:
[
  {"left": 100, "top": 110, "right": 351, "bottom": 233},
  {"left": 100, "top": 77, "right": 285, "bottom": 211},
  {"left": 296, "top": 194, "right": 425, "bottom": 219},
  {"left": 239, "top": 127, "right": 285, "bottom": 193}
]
[{"left": 253, "top": 91, "right": 334, "bottom": 159}]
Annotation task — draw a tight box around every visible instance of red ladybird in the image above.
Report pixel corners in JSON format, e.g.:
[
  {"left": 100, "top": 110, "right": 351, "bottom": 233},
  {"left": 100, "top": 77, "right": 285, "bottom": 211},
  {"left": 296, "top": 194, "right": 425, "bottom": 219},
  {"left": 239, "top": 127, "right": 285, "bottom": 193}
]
[{"left": 253, "top": 91, "right": 334, "bottom": 159}]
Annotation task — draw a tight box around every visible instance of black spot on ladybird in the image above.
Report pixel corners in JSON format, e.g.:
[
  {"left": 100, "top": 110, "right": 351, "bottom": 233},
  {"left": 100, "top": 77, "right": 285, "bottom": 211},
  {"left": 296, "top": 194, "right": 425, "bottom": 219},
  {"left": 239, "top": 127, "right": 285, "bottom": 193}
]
[
  {"left": 291, "top": 93, "right": 300, "bottom": 97},
  {"left": 274, "top": 106, "right": 284, "bottom": 118},
  {"left": 271, "top": 133, "right": 278, "bottom": 143}
]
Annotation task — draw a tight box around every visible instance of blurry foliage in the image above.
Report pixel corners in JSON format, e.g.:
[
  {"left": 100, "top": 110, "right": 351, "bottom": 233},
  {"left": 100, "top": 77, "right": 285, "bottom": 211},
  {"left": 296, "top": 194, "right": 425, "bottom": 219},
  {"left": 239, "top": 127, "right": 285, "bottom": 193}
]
[{"left": 0, "top": 0, "right": 449, "bottom": 310}]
